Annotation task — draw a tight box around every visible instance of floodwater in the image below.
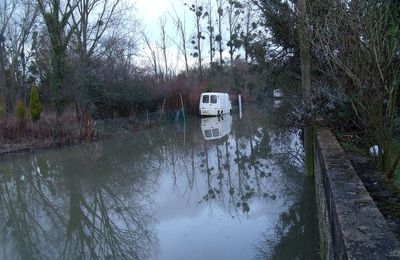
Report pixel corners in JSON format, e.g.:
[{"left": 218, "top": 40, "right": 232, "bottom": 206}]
[{"left": 0, "top": 106, "right": 320, "bottom": 260}]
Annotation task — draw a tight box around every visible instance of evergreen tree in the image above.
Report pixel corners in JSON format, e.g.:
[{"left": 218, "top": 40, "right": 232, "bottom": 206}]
[{"left": 29, "top": 86, "right": 41, "bottom": 121}]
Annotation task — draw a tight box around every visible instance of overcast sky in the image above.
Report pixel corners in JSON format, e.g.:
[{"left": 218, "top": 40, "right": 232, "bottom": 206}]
[
  {"left": 134, "top": 0, "right": 174, "bottom": 24},
  {"left": 130, "top": 0, "right": 246, "bottom": 73},
  {"left": 131, "top": 0, "right": 191, "bottom": 71}
]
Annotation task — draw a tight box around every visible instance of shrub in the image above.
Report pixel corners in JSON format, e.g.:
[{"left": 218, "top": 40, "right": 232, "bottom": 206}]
[
  {"left": 204, "top": 82, "right": 216, "bottom": 92},
  {"left": 15, "top": 100, "right": 26, "bottom": 121},
  {"left": 0, "top": 97, "right": 5, "bottom": 118},
  {"left": 29, "top": 87, "right": 42, "bottom": 121}
]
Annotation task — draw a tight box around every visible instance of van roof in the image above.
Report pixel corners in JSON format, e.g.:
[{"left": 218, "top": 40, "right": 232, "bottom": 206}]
[{"left": 201, "top": 92, "right": 229, "bottom": 95}]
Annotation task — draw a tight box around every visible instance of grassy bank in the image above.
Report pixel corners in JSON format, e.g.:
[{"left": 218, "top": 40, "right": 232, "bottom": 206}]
[
  {"left": 0, "top": 112, "right": 95, "bottom": 154},
  {"left": 0, "top": 106, "right": 192, "bottom": 155}
]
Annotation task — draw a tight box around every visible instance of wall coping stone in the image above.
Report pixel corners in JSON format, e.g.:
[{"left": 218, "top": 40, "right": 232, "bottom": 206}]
[{"left": 315, "top": 127, "right": 400, "bottom": 259}]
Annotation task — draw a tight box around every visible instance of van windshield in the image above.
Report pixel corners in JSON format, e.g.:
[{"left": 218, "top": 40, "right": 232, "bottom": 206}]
[
  {"left": 202, "top": 95, "right": 209, "bottom": 103},
  {"left": 210, "top": 95, "right": 217, "bottom": 103}
]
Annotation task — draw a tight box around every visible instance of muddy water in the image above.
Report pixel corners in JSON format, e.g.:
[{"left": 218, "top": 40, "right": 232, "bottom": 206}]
[{"left": 0, "top": 106, "right": 319, "bottom": 259}]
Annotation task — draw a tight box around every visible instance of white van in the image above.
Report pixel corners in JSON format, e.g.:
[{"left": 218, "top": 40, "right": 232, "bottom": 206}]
[
  {"left": 201, "top": 114, "right": 232, "bottom": 140},
  {"left": 199, "top": 92, "right": 232, "bottom": 116}
]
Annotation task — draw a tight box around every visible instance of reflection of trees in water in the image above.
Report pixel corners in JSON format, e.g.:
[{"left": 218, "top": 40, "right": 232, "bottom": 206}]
[
  {"left": 147, "top": 114, "right": 316, "bottom": 257},
  {"left": 151, "top": 112, "right": 306, "bottom": 218},
  {"left": 0, "top": 139, "right": 160, "bottom": 260},
  {"left": 151, "top": 108, "right": 318, "bottom": 259},
  {"left": 140, "top": 116, "right": 315, "bottom": 258},
  {"left": 241, "top": 112, "right": 320, "bottom": 259},
  {"left": 0, "top": 110, "right": 317, "bottom": 259},
  {"left": 195, "top": 131, "right": 273, "bottom": 216},
  {"left": 253, "top": 178, "right": 319, "bottom": 260},
  {"left": 194, "top": 113, "right": 307, "bottom": 216}
]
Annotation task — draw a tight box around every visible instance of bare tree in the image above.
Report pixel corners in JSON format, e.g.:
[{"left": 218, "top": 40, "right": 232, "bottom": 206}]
[
  {"left": 215, "top": 0, "right": 225, "bottom": 65},
  {"left": 186, "top": 0, "right": 205, "bottom": 79},
  {"left": 67, "top": 0, "right": 137, "bottom": 123},
  {"left": 71, "top": 0, "right": 122, "bottom": 63},
  {"left": 159, "top": 16, "right": 169, "bottom": 80},
  {"left": 0, "top": 0, "right": 17, "bottom": 104},
  {"left": 13, "top": 1, "right": 39, "bottom": 102},
  {"left": 142, "top": 31, "right": 159, "bottom": 79},
  {"left": 240, "top": 0, "right": 258, "bottom": 64},
  {"left": 310, "top": 0, "right": 400, "bottom": 177},
  {"left": 226, "top": 0, "right": 243, "bottom": 67},
  {"left": 205, "top": 0, "right": 215, "bottom": 66},
  {"left": 170, "top": 6, "right": 189, "bottom": 75},
  {"left": 0, "top": 0, "right": 39, "bottom": 108},
  {"left": 36, "top": 0, "right": 78, "bottom": 113}
]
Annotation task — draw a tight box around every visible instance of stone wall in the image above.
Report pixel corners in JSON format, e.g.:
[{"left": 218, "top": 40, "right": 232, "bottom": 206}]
[{"left": 314, "top": 127, "right": 400, "bottom": 259}]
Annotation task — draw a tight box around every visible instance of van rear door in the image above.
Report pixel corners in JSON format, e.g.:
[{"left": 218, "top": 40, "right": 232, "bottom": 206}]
[
  {"left": 202, "top": 94, "right": 209, "bottom": 104},
  {"left": 200, "top": 93, "right": 221, "bottom": 115},
  {"left": 210, "top": 94, "right": 217, "bottom": 104}
]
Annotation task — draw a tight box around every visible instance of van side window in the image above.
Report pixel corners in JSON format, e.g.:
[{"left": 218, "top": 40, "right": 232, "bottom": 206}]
[
  {"left": 202, "top": 95, "right": 209, "bottom": 103},
  {"left": 210, "top": 95, "right": 217, "bottom": 103}
]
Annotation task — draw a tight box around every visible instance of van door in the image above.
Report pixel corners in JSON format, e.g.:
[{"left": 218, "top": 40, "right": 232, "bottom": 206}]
[
  {"left": 200, "top": 94, "right": 210, "bottom": 112},
  {"left": 200, "top": 94, "right": 221, "bottom": 115},
  {"left": 210, "top": 94, "right": 218, "bottom": 111},
  {"left": 210, "top": 94, "right": 217, "bottom": 104},
  {"left": 202, "top": 94, "right": 209, "bottom": 104}
]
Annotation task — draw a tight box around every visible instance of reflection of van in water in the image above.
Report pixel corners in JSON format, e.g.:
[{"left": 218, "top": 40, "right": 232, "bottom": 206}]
[
  {"left": 201, "top": 114, "right": 232, "bottom": 140},
  {"left": 199, "top": 92, "right": 232, "bottom": 116}
]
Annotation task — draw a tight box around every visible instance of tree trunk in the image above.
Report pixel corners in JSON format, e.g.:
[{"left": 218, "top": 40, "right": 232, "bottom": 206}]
[
  {"left": 298, "top": 0, "right": 311, "bottom": 104},
  {"left": 298, "top": 0, "right": 313, "bottom": 176}
]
